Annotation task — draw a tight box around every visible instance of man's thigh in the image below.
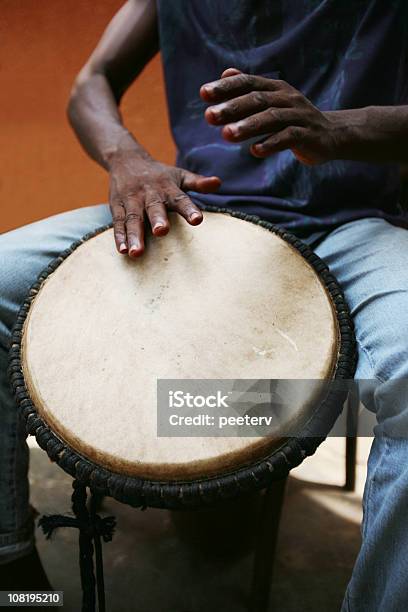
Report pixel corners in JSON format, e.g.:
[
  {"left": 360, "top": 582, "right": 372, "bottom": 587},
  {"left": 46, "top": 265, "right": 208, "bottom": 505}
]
[
  {"left": 0, "top": 204, "right": 111, "bottom": 538},
  {"left": 0, "top": 204, "right": 111, "bottom": 344},
  {"left": 315, "top": 217, "right": 408, "bottom": 432}
]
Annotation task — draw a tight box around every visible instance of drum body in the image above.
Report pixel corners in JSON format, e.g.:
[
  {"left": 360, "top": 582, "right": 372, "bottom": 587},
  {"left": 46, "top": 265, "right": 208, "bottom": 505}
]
[{"left": 9, "top": 209, "right": 355, "bottom": 509}]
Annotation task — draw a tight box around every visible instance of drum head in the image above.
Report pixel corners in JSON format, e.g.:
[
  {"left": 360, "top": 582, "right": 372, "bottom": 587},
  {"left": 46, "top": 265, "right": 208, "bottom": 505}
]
[{"left": 21, "top": 212, "right": 340, "bottom": 481}]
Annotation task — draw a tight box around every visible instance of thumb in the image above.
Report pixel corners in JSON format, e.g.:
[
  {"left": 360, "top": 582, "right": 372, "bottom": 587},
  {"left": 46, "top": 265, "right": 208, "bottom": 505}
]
[{"left": 180, "top": 170, "right": 222, "bottom": 193}]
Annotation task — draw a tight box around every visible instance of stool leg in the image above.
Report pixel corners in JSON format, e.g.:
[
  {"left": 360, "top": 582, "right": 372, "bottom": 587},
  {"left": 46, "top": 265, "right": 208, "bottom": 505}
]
[
  {"left": 345, "top": 391, "right": 359, "bottom": 491},
  {"left": 345, "top": 437, "right": 358, "bottom": 492},
  {"left": 90, "top": 492, "right": 106, "bottom": 612},
  {"left": 249, "top": 477, "right": 288, "bottom": 612},
  {"left": 72, "top": 483, "right": 97, "bottom": 612}
]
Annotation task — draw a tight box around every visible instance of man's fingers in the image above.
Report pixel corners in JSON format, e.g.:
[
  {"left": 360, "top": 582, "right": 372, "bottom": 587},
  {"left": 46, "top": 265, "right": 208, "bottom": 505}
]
[
  {"left": 144, "top": 189, "right": 170, "bottom": 237},
  {"left": 180, "top": 170, "right": 221, "bottom": 193},
  {"left": 123, "top": 199, "right": 145, "bottom": 257},
  {"left": 205, "top": 91, "right": 290, "bottom": 126},
  {"left": 200, "top": 73, "right": 283, "bottom": 103},
  {"left": 110, "top": 201, "right": 128, "bottom": 254},
  {"left": 166, "top": 186, "right": 203, "bottom": 225},
  {"left": 222, "top": 108, "right": 302, "bottom": 142},
  {"left": 250, "top": 126, "right": 307, "bottom": 158}
]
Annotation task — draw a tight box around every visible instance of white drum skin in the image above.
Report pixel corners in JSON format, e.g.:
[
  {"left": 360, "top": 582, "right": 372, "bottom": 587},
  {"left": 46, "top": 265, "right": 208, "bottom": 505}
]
[{"left": 22, "top": 213, "right": 339, "bottom": 480}]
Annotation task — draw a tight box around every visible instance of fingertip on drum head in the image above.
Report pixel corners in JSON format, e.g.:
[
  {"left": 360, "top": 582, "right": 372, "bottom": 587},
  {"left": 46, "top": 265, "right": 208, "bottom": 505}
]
[
  {"left": 152, "top": 224, "right": 170, "bottom": 237},
  {"left": 128, "top": 245, "right": 144, "bottom": 258},
  {"left": 189, "top": 212, "right": 203, "bottom": 225}
]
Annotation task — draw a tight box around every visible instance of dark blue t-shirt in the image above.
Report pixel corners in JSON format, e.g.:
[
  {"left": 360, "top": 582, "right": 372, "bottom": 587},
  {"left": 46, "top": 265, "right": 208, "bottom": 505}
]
[{"left": 156, "top": 0, "right": 408, "bottom": 235}]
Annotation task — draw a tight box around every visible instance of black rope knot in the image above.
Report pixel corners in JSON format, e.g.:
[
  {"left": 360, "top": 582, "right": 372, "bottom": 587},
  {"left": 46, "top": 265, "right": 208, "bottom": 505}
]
[
  {"left": 39, "top": 513, "right": 116, "bottom": 542},
  {"left": 89, "top": 515, "right": 116, "bottom": 542},
  {"left": 39, "top": 514, "right": 79, "bottom": 538}
]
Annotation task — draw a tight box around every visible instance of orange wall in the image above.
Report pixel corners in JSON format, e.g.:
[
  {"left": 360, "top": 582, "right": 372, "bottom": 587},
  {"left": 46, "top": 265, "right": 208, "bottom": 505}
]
[{"left": 1, "top": 0, "right": 175, "bottom": 233}]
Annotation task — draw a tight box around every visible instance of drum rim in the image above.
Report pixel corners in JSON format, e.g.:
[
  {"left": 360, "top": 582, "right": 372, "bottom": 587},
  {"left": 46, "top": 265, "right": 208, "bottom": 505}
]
[{"left": 8, "top": 207, "right": 356, "bottom": 509}]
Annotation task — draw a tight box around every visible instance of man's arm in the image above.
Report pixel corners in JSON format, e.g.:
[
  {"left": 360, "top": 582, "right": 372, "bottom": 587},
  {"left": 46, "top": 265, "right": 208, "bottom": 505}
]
[
  {"left": 68, "top": 0, "right": 158, "bottom": 170},
  {"left": 68, "top": 0, "right": 220, "bottom": 257},
  {"left": 200, "top": 68, "right": 408, "bottom": 165}
]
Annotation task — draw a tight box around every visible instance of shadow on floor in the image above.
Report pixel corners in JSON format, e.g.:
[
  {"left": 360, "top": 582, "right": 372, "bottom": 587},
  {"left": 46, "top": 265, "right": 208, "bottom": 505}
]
[{"left": 29, "top": 448, "right": 361, "bottom": 612}]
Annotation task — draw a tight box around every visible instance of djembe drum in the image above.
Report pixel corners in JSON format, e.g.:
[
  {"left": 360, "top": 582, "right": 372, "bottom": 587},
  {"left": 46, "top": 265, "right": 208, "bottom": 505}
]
[{"left": 8, "top": 209, "right": 355, "bottom": 611}]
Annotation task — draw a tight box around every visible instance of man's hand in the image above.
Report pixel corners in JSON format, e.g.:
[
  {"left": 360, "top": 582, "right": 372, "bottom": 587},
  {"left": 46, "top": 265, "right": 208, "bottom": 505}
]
[
  {"left": 68, "top": 0, "right": 222, "bottom": 259},
  {"left": 200, "top": 68, "right": 344, "bottom": 165},
  {"left": 108, "top": 151, "right": 221, "bottom": 257}
]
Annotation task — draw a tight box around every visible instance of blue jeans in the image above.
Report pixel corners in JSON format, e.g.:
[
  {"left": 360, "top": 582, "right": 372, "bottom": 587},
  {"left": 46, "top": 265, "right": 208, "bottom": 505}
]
[
  {"left": 0, "top": 207, "right": 407, "bottom": 610},
  {"left": 0, "top": 205, "right": 112, "bottom": 563}
]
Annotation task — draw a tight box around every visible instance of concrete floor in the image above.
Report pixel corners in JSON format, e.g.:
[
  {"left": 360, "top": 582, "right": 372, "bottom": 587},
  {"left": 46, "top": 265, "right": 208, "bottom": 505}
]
[{"left": 28, "top": 436, "right": 371, "bottom": 612}]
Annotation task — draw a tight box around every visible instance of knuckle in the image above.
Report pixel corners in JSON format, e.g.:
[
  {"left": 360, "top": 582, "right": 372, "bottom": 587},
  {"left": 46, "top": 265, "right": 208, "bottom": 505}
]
[
  {"left": 266, "top": 136, "right": 279, "bottom": 148},
  {"left": 145, "top": 199, "right": 165, "bottom": 211},
  {"left": 240, "top": 73, "right": 252, "bottom": 88},
  {"left": 157, "top": 171, "right": 173, "bottom": 184},
  {"left": 113, "top": 226, "right": 125, "bottom": 238},
  {"left": 213, "top": 80, "right": 230, "bottom": 96},
  {"left": 153, "top": 176, "right": 167, "bottom": 189},
  {"left": 123, "top": 189, "right": 141, "bottom": 199},
  {"left": 259, "top": 140, "right": 273, "bottom": 151},
  {"left": 174, "top": 193, "right": 191, "bottom": 202},
  {"left": 275, "top": 79, "right": 288, "bottom": 89},
  {"left": 290, "top": 91, "right": 304, "bottom": 104},
  {"left": 288, "top": 126, "right": 303, "bottom": 140},
  {"left": 111, "top": 204, "right": 124, "bottom": 218},
  {"left": 122, "top": 196, "right": 142, "bottom": 209},
  {"left": 248, "top": 116, "right": 261, "bottom": 131},
  {"left": 252, "top": 91, "right": 267, "bottom": 106},
  {"left": 125, "top": 212, "right": 143, "bottom": 223},
  {"left": 213, "top": 73, "right": 251, "bottom": 97},
  {"left": 126, "top": 230, "right": 141, "bottom": 240},
  {"left": 269, "top": 93, "right": 285, "bottom": 107},
  {"left": 179, "top": 173, "right": 196, "bottom": 189},
  {"left": 160, "top": 177, "right": 177, "bottom": 193},
  {"left": 175, "top": 199, "right": 193, "bottom": 214},
  {"left": 224, "top": 100, "right": 239, "bottom": 117},
  {"left": 267, "top": 108, "right": 281, "bottom": 122},
  {"left": 112, "top": 215, "right": 125, "bottom": 225}
]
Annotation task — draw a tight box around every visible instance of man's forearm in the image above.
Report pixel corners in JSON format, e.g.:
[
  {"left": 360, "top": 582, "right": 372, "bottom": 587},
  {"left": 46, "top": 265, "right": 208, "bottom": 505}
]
[
  {"left": 327, "top": 106, "right": 408, "bottom": 164},
  {"left": 67, "top": 72, "right": 152, "bottom": 171},
  {"left": 67, "top": 0, "right": 158, "bottom": 171}
]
